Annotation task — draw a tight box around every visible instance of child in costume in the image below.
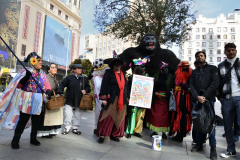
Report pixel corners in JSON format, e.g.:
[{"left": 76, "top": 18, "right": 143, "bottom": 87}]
[
  {"left": 92, "top": 59, "right": 110, "bottom": 134},
  {"left": 126, "top": 58, "right": 149, "bottom": 138}
]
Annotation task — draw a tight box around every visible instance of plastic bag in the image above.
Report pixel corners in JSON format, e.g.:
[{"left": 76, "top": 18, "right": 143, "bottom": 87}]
[
  {"left": 169, "top": 89, "right": 176, "bottom": 111},
  {"left": 191, "top": 100, "right": 215, "bottom": 135}
]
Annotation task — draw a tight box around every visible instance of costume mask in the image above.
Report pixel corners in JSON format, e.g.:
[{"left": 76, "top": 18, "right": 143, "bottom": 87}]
[{"left": 143, "top": 35, "right": 157, "bottom": 51}]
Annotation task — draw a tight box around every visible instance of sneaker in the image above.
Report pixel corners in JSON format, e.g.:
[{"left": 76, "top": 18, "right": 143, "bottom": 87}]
[
  {"left": 192, "top": 141, "right": 197, "bottom": 145},
  {"left": 220, "top": 152, "right": 236, "bottom": 158}
]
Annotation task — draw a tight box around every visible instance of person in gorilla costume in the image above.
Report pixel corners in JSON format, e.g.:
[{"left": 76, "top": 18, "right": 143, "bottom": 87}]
[{"left": 103, "top": 33, "right": 180, "bottom": 77}]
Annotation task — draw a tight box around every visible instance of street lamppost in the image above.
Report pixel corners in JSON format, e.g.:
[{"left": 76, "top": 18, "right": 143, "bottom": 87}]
[{"left": 63, "top": 26, "right": 77, "bottom": 76}]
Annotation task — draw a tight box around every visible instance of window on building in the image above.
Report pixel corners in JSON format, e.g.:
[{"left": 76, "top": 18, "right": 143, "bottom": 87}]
[
  {"left": 202, "top": 35, "right": 206, "bottom": 39},
  {"left": 231, "top": 27, "right": 235, "bottom": 32},
  {"left": 189, "top": 57, "right": 191, "bottom": 61},
  {"left": 196, "top": 28, "right": 199, "bottom": 32},
  {"left": 202, "top": 28, "right": 206, "bottom": 32},
  {"left": 210, "top": 50, "right": 213, "bottom": 54},
  {"left": 69, "top": 0, "right": 72, "bottom": 3},
  {"left": 217, "top": 57, "right": 221, "bottom": 62},
  {"left": 209, "top": 28, "right": 213, "bottom": 33},
  {"left": 202, "top": 42, "right": 206, "bottom": 47},
  {"left": 99, "top": 43, "right": 101, "bottom": 48},
  {"left": 217, "top": 27, "right": 221, "bottom": 32},
  {"left": 231, "top": 35, "right": 235, "bottom": 40},
  {"left": 189, "top": 36, "right": 191, "bottom": 40},
  {"left": 117, "top": 49, "right": 119, "bottom": 53},
  {"left": 21, "top": 44, "right": 26, "bottom": 56},
  {"left": 217, "top": 49, "right": 221, "bottom": 54},
  {"left": 209, "top": 42, "right": 213, "bottom": 47},
  {"left": 188, "top": 42, "right": 192, "bottom": 47},
  {"left": 199, "top": 21, "right": 202, "bottom": 24},
  {"left": 65, "top": 15, "right": 68, "bottom": 20},
  {"left": 99, "top": 52, "right": 102, "bottom": 57},
  {"left": 103, "top": 47, "right": 105, "bottom": 51},
  {"left": 210, "top": 57, "right": 213, "bottom": 62},
  {"left": 112, "top": 44, "right": 115, "bottom": 48},
  {"left": 103, "top": 42, "right": 105, "bottom": 45},
  {"left": 224, "top": 35, "right": 227, "bottom": 39},
  {"left": 117, "top": 43, "right": 120, "bottom": 47},
  {"left": 196, "top": 35, "right": 200, "bottom": 39},
  {"left": 112, "top": 39, "right": 115, "bottom": 43},
  {"left": 217, "top": 42, "right": 221, "bottom": 47},
  {"left": 50, "top": 4, "right": 54, "bottom": 10},
  {"left": 209, "top": 35, "right": 213, "bottom": 39},
  {"left": 223, "top": 27, "right": 227, "bottom": 32},
  {"left": 103, "top": 52, "right": 105, "bottom": 56},
  {"left": 74, "top": 0, "right": 77, "bottom": 5},
  {"left": 122, "top": 47, "right": 125, "bottom": 51},
  {"left": 108, "top": 46, "right": 110, "bottom": 50},
  {"left": 224, "top": 42, "right": 227, "bottom": 46},
  {"left": 217, "top": 35, "right": 221, "bottom": 39},
  {"left": 58, "top": 10, "right": 61, "bottom": 16},
  {"left": 196, "top": 42, "right": 200, "bottom": 47},
  {"left": 202, "top": 49, "right": 206, "bottom": 53},
  {"left": 79, "top": 24, "right": 81, "bottom": 30},
  {"left": 188, "top": 50, "right": 191, "bottom": 54}
]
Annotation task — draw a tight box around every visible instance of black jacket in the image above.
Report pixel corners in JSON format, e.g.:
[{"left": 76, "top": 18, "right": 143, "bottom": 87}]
[
  {"left": 190, "top": 63, "right": 220, "bottom": 103},
  {"left": 99, "top": 69, "right": 128, "bottom": 105},
  {"left": 60, "top": 74, "right": 91, "bottom": 108}
]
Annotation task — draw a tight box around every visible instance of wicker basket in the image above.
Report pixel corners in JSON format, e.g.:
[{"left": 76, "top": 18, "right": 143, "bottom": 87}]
[{"left": 46, "top": 90, "right": 65, "bottom": 110}]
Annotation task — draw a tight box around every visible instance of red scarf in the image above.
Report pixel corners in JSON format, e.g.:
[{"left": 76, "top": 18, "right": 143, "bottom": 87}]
[{"left": 114, "top": 70, "right": 125, "bottom": 111}]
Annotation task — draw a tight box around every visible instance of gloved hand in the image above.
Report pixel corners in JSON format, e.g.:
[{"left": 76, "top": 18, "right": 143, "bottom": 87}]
[
  {"left": 46, "top": 89, "right": 52, "bottom": 100},
  {"left": 19, "top": 70, "right": 32, "bottom": 85},
  {"left": 54, "top": 86, "right": 62, "bottom": 94}
]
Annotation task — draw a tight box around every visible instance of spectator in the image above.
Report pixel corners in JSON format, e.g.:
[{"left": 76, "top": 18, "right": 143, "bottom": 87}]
[{"left": 190, "top": 51, "right": 220, "bottom": 160}]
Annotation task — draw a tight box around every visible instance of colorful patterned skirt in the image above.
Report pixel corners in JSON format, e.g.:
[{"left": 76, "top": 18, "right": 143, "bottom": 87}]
[{"left": 125, "top": 107, "right": 146, "bottom": 134}]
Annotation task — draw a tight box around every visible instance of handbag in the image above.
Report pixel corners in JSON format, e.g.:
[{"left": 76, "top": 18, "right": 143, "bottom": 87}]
[
  {"left": 46, "top": 90, "right": 65, "bottom": 110},
  {"left": 169, "top": 89, "right": 176, "bottom": 111},
  {"left": 79, "top": 76, "right": 94, "bottom": 110}
]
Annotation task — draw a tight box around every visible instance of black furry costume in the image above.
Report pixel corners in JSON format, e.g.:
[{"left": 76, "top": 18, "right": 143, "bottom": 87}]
[{"left": 88, "top": 33, "right": 180, "bottom": 79}]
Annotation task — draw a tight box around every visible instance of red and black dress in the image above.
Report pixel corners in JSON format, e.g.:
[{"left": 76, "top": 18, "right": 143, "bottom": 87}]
[
  {"left": 170, "top": 65, "right": 192, "bottom": 142},
  {"left": 97, "top": 69, "right": 128, "bottom": 138}
]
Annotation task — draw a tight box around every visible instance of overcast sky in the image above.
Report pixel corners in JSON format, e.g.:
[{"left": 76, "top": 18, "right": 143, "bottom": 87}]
[{"left": 79, "top": 0, "right": 240, "bottom": 57}]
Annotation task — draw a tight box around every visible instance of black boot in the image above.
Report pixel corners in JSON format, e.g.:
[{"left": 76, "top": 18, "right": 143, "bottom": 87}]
[
  {"left": 210, "top": 146, "right": 217, "bottom": 160},
  {"left": 126, "top": 134, "right": 131, "bottom": 138},
  {"left": 191, "top": 143, "right": 203, "bottom": 152},
  {"left": 11, "top": 112, "right": 30, "bottom": 149},
  {"left": 162, "top": 132, "right": 167, "bottom": 139},
  {"left": 30, "top": 114, "right": 41, "bottom": 146},
  {"left": 30, "top": 133, "right": 41, "bottom": 146}
]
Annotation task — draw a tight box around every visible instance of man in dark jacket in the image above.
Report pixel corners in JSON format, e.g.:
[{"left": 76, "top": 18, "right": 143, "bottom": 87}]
[
  {"left": 218, "top": 43, "right": 240, "bottom": 158},
  {"left": 60, "top": 64, "right": 91, "bottom": 135},
  {"left": 190, "top": 51, "right": 220, "bottom": 160}
]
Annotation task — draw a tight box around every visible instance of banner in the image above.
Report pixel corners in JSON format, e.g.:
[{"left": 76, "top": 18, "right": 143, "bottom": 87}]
[{"left": 129, "top": 75, "right": 154, "bottom": 109}]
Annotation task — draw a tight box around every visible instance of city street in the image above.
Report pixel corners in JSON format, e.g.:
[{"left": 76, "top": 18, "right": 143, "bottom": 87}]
[{"left": 0, "top": 101, "right": 240, "bottom": 160}]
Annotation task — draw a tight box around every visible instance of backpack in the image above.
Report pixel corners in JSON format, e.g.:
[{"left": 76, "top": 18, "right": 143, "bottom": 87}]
[{"left": 191, "top": 100, "right": 216, "bottom": 137}]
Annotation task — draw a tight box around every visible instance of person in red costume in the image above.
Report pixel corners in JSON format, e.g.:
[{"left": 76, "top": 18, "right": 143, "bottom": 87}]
[{"left": 170, "top": 61, "right": 192, "bottom": 142}]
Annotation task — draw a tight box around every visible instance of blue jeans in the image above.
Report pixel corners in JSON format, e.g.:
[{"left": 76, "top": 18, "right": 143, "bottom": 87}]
[
  {"left": 192, "top": 101, "right": 216, "bottom": 146},
  {"left": 221, "top": 97, "right": 240, "bottom": 152}
]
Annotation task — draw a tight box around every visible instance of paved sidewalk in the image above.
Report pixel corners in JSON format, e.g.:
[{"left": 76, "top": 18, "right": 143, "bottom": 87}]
[{"left": 0, "top": 102, "right": 240, "bottom": 160}]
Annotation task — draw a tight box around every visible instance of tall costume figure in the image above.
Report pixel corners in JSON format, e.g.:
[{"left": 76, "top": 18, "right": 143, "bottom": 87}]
[
  {"left": 60, "top": 64, "right": 91, "bottom": 135},
  {"left": 92, "top": 59, "right": 109, "bottom": 134},
  {"left": 146, "top": 61, "right": 174, "bottom": 138},
  {"left": 126, "top": 58, "right": 149, "bottom": 138},
  {"left": 0, "top": 52, "right": 52, "bottom": 149},
  {"left": 97, "top": 51, "right": 128, "bottom": 144},
  {"left": 103, "top": 33, "right": 180, "bottom": 77},
  {"left": 38, "top": 63, "right": 63, "bottom": 138},
  {"left": 170, "top": 61, "right": 192, "bottom": 142}
]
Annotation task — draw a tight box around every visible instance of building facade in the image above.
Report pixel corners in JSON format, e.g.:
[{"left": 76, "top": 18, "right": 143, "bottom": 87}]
[
  {"left": 179, "top": 9, "right": 240, "bottom": 68},
  {"left": 83, "top": 33, "right": 136, "bottom": 63},
  {"left": 16, "top": 0, "right": 81, "bottom": 78}
]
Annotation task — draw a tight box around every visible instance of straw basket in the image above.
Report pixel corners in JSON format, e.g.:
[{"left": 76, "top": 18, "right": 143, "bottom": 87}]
[{"left": 46, "top": 90, "right": 65, "bottom": 110}]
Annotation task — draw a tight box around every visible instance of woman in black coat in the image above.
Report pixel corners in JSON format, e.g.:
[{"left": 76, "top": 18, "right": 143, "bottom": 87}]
[{"left": 97, "top": 52, "right": 128, "bottom": 144}]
